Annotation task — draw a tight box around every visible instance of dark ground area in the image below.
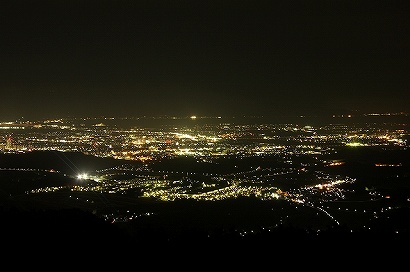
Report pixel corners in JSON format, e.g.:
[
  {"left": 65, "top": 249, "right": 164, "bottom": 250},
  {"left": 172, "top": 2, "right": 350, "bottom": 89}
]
[{"left": 1, "top": 149, "right": 410, "bottom": 263}]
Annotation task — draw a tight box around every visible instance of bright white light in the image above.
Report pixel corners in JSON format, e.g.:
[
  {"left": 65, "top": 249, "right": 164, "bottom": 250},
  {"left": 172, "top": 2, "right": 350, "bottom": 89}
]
[{"left": 77, "top": 173, "right": 89, "bottom": 180}]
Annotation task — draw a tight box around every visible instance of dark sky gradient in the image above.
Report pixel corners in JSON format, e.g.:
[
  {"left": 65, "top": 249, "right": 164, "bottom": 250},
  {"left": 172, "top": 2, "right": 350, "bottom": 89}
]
[{"left": 1, "top": 0, "right": 409, "bottom": 121}]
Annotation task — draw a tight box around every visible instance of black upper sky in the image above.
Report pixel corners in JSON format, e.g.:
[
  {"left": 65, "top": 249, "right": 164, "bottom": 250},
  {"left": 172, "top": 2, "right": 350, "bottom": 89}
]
[{"left": 1, "top": 0, "right": 409, "bottom": 121}]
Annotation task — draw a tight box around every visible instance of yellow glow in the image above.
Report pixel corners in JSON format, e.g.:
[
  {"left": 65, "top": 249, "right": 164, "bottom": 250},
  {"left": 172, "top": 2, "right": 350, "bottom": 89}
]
[{"left": 346, "top": 142, "right": 365, "bottom": 147}]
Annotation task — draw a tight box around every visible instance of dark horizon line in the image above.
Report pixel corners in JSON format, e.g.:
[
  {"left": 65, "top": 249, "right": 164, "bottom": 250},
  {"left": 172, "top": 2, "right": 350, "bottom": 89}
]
[{"left": 3, "top": 111, "right": 408, "bottom": 123}]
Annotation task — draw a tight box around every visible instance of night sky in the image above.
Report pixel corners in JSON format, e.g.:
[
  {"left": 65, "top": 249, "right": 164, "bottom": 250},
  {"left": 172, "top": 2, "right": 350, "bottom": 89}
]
[{"left": 1, "top": 0, "right": 409, "bottom": 121}]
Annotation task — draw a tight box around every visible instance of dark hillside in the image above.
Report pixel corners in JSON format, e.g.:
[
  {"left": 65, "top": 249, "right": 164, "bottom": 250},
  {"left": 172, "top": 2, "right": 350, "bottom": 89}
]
[{"left": 0, "top": 150, "right": 142, "bottom": 175}]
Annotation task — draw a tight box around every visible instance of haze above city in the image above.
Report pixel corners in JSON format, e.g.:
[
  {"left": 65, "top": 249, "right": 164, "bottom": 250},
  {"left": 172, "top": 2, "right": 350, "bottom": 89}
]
[{"left": 1, "top": 0, "right": 409, "bottom": 121}]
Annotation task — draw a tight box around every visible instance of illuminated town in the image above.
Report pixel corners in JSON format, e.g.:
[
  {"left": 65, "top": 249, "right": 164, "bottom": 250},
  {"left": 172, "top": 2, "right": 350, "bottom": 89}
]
[{"left": 0, "top": 113, "right": 409, "bottom": 236}]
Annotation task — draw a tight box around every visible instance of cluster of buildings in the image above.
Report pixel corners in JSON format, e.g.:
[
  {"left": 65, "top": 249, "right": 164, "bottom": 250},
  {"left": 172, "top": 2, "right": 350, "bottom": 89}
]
[
  {"left": 1, "top": 115, "right": 408, "bottom": 229},
  {"left": 1, "top": 115, "right": 407, "bottom": 159}
]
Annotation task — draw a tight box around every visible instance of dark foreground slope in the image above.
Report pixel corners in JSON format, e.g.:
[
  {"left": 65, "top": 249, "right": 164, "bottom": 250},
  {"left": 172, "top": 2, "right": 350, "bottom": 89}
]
[
  {"left": 1, "top": 204, "right": 409, "bottom": 258},
  {"left": 1, "top": 149, "right": 410, "bottom": 263}
]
